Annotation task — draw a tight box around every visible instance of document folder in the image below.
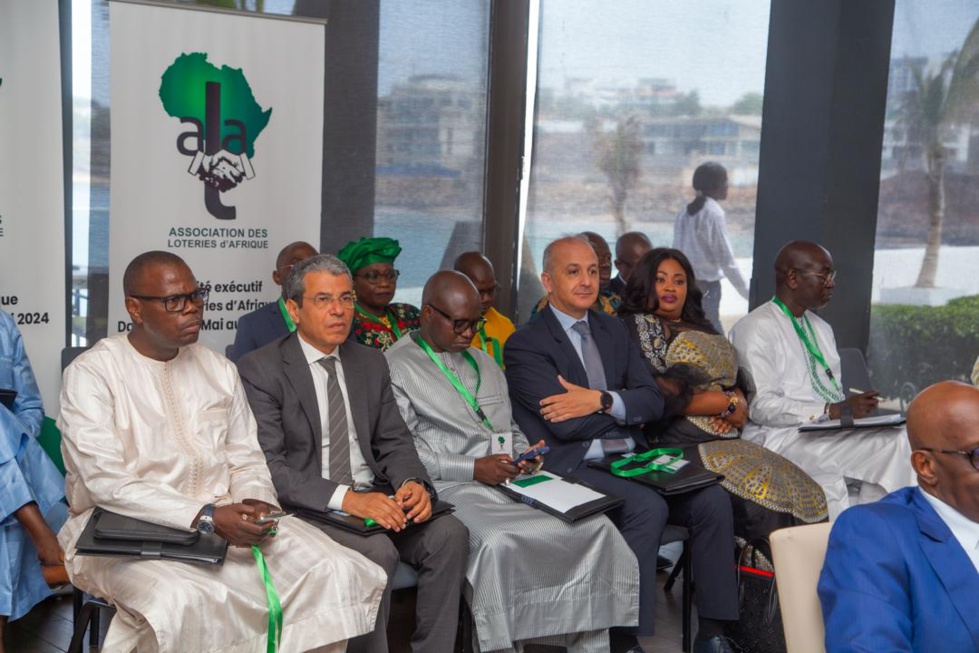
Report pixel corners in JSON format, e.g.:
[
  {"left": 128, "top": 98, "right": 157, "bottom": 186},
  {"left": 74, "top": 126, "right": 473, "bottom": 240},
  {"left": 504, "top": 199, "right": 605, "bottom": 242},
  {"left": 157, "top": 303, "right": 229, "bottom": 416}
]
[
  {"left": 75, "top": 508, "right": 228, "bottom": 565},
  {"left": 298, "top": 499, "right": 456, "bottom": 536},
  {"left": 588, "top": 455, "right": 724, "bottom": 496},
  {"left": 497, "top": 470, "right": 623, "bottom": 523}
]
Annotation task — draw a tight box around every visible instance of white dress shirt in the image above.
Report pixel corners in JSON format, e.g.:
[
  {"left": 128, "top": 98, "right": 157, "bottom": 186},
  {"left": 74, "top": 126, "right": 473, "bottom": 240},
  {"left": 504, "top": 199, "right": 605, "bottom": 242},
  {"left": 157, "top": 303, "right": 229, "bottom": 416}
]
[{"left": 921, "top": 488, "right": 979, "bottom": 574}]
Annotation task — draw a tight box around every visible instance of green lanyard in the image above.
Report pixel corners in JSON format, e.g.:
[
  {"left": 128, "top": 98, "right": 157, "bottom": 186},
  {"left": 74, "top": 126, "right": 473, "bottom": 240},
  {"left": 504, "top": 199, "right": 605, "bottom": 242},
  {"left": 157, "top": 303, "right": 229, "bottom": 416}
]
[
  {"left": 476, "top": 326, "right": 503, "bottom": 368},
  {"left": 610, "top": 448, "right": 684, "bottom": 477},
  {"left": 277, "top": 298, "right": 296, "bottom": 333},
  {"left": 416, "top": 336, "right": 495, "bottom": 431},
  {"left": 771, "top": 297, "right": 843, "bottom": 401},
  {"left": 252, "top": 545, "right": 283, "bottom": 653},
  {"left": 355, "top": 304, "right": 403, "bottom": 339}
]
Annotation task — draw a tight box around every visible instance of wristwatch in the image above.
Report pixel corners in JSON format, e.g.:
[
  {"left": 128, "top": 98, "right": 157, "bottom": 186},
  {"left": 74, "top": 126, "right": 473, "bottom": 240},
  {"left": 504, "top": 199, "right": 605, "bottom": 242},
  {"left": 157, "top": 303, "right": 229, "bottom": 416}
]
[
  {"left": 599, "top": 391, "right": 614, "bottom": 414},
  {"left": 197, "top": 504, "right": 216, "bottom": 535}
]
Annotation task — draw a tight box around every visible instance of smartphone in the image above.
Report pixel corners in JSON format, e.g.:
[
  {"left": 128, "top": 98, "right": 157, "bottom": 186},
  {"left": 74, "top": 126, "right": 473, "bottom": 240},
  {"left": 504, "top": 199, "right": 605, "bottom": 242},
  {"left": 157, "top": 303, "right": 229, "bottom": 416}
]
[
  {"left": 513, "top": 445, "right": 550, "bottom": 465},
  {"left": 256, "top": 511, "right": 290, "bottom": 525}
]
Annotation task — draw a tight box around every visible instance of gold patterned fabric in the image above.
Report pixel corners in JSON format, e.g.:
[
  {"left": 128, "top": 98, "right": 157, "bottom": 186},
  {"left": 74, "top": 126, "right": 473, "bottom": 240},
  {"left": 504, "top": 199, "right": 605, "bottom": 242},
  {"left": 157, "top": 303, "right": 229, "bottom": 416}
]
[
  {"left": 623, "top": 312, "right": 829, "bottom": 535},
  {"left": 665, "top": 330, "right": 739, "bottom": 437},
  {"left": 699, "top": 439, "right": 828, "bottom": 524}
]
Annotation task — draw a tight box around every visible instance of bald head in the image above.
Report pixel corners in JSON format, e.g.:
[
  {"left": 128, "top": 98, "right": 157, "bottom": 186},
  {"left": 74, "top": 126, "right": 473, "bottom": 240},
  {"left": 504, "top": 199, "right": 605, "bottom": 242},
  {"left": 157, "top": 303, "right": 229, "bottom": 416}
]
[
  {"left": 908, "top": 381, "right": 979, "bottom": 451},
  {"left": 123, "top": 250, "right": 188, "bottom": 296},
  {"left": 422, "top": 270, "right": 478, "bottom": 307},
  {"left": 453, "top": 252, "right": 499, "bottom": 314},
  {"left": 615, "top": 231, "right": 653, "bottom": 283},
  {"left": 773, "top": 240, "right": 836, "bottom": 315},
  {"left": 774, "top": 241, "right": 831, "bottom": 283},
  {"left": 274, "top": 241, "right": 318, "bottom": 298},
  {"left": 276, "top": 241, "right": 317, "bottom": 270},
  {"left": 907, "top": 381, "right": 979, "bottom": 522},
  {"left": 453, "top": 251, "right": 493, "bottom": 279},
  {"left": 578, "top": 232, "right": 612, "bottom": 290},
  {"left": 420, "top": 271, "right": 482, "bottom": 353}
]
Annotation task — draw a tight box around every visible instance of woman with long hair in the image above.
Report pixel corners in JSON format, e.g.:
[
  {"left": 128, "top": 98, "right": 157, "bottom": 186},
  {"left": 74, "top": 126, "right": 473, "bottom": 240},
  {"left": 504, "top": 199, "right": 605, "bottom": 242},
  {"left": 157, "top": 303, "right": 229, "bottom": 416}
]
[
  {"left": 672, "top": 162, "right": 749, "bottom": 333},
  {"left": 619, "top": 248, "right": 827, "bottom": 549}
]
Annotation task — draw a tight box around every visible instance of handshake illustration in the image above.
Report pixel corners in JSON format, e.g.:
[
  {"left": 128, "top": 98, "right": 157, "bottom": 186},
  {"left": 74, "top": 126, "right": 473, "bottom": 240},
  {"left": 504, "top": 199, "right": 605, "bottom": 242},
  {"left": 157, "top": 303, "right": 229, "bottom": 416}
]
[{"left": 188, "top": 149, "right": 256, "bottom": 192}]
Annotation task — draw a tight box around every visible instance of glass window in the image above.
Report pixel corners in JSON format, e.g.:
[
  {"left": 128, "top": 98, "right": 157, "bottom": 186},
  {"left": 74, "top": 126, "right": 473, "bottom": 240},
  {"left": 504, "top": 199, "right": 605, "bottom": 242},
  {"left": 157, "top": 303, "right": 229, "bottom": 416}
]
[
  {"left": 519, "top": 0, "right": 771, "bottom": 330},
  {"left": 70, "top": 0, "right": 490, "bottom": 342},
  {"left": 868, "top": 1, "right": 979, "bottom": 406},
  {"left": 376, "top": 2, "right": 489, "bottom": 308}
]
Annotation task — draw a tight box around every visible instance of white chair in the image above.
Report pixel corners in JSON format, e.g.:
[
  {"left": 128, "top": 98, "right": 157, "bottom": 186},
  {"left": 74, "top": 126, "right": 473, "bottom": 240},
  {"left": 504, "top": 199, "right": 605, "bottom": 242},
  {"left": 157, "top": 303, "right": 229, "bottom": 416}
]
[{"left": 769, "top": 523, "right": 832, "bottom": 653}]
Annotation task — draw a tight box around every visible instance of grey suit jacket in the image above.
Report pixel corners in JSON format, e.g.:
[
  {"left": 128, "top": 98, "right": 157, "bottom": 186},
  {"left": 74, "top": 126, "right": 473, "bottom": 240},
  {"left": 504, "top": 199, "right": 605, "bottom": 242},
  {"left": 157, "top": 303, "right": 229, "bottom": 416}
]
[{"left": 238, "top": 332, "right": 433, "bottom": 512}]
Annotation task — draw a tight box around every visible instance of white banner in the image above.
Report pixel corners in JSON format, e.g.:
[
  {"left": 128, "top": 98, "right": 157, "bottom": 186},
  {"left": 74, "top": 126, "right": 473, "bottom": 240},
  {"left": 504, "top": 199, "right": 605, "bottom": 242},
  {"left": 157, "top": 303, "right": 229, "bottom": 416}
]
[
  {"left": 0, "top": 0, "right": 66, "bottom": 412},
  {"left": 108, "top": 2, "right": 325, "bottom": 353}
]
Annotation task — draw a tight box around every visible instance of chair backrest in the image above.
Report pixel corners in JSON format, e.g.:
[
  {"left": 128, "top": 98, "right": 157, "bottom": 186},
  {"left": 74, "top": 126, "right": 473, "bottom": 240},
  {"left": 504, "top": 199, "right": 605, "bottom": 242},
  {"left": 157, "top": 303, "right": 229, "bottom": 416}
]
[
  {"left": 838, "top": 347, "right": 872, "bottom": 399},
  {"left": 770, "top": 522, "right": 832, "bottom": 653}
]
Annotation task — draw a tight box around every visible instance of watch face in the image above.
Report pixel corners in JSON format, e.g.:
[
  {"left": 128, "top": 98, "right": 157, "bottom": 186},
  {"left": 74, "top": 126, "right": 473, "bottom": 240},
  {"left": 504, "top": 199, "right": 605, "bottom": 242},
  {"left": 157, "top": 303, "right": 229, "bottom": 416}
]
[
  {"left": 197, "top": 517, "right": 215, "bottom": 535},
  {"left": 601, "top": 392, "right": 613, "bottom": 411}
]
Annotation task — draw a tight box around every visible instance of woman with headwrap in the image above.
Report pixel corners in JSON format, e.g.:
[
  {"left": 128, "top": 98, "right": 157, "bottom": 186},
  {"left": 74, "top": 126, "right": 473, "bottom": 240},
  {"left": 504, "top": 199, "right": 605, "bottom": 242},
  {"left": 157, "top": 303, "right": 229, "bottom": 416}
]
[{"left": 338, "top": 237, "right": 420, "bottom": 351}]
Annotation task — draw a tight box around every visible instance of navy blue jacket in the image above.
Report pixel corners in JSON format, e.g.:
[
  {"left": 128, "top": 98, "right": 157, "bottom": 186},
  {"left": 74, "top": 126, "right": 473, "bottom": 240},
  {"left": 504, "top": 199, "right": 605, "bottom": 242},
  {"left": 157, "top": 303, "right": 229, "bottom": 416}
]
[
  {"left": 504, "top": 305, "right": 664, "bottom": 474},
  {"left": 229, "top": 300, "right": 289, "bottom": 363}
]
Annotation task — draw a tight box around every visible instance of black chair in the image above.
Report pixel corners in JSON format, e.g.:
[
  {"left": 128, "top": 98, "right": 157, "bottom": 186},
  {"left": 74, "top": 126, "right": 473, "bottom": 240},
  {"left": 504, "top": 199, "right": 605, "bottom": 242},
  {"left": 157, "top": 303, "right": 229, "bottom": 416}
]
[
  {"left": 661, "top": 524, "right": 693, "bottom": 653},
  {"left": 69, "top": 589, "right": 113, "bottom": 653},
  {"left": 838, "top": 347, "right": 903, "bottom": 415}
]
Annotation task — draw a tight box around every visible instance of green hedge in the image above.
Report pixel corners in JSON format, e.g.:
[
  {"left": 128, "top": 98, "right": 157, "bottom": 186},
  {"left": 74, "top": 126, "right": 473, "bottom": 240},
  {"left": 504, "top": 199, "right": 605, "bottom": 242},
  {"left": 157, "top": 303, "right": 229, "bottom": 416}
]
[{"left": 867, "top": 294, "right": 979, "bottom": 398}]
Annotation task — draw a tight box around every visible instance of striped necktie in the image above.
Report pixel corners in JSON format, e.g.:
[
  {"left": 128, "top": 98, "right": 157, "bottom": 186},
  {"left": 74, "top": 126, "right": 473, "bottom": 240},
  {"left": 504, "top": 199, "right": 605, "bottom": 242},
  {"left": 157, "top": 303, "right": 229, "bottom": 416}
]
[{"left": 318, "top": 357, "right": 353, "bottom": 485}]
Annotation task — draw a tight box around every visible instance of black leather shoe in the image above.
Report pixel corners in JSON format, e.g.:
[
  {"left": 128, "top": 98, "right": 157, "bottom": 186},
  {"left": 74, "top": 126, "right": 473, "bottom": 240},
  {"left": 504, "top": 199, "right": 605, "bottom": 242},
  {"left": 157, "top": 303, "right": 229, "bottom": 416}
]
[{"left": 692, "top": 635, "right": 735, "bottom": 653}]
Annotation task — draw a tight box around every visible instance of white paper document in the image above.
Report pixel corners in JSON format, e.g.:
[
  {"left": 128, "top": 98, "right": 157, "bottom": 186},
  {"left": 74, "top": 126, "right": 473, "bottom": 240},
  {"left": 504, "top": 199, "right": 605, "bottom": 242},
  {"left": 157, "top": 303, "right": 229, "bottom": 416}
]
[{"left": 507, "top": 471, "right": 605, "bottom": 513}]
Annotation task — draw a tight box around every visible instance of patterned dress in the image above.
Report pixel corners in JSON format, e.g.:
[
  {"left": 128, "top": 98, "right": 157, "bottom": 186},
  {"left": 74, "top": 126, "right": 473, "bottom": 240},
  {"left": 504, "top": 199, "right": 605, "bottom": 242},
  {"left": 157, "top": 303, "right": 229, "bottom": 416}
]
[
  {"left": 351, "top": 302, "right": 420, "bottom": 351},
  {"left": 623, "top": 313, "right": 828, "bottom": 545}
]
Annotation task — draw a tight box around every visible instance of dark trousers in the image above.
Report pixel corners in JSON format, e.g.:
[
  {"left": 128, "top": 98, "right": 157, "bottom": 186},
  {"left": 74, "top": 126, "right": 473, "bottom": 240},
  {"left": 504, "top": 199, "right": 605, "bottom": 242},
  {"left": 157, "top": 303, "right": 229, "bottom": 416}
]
[
  {"left": 307, "top": 514, "right": 469, "bottom": 653},
  {"left": 698, "top": 280, "right": 724, "bottom": 335},
  {"left": 573, "top": 466, "right": 739, "bottom": 636}
]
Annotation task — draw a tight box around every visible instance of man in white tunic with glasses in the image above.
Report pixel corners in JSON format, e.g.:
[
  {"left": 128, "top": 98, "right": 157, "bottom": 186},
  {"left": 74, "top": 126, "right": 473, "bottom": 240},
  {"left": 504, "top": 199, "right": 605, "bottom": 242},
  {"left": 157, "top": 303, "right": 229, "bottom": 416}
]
[
  {"left": 59, "top": 250, "right": 385, "bottom": 652},
  {"left": 729, "top": 240, "right": 914, "bottom": 519}
]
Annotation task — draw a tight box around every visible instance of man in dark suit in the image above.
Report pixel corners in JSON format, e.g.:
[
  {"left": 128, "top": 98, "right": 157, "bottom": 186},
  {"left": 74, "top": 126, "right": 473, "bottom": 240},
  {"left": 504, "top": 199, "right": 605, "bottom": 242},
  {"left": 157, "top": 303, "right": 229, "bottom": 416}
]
[
  {"left": 228, "top": 241, "right": 317, "bottom": 362},
  {"left": 238, "top": 254, "right": 468, "bottom": 653},
  {"left": 819, "top": 380, "right": 979, "bottom": 652},
  {"left": 505, "top": 236, "right": 738, "bottom": 653}
]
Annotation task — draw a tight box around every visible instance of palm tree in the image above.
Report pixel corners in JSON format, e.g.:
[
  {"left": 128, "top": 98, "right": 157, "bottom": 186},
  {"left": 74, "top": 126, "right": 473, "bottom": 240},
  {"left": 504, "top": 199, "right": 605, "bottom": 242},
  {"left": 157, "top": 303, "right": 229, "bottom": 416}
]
[{"left": 897, "top": 20, "right": 979, "bottom": 288}]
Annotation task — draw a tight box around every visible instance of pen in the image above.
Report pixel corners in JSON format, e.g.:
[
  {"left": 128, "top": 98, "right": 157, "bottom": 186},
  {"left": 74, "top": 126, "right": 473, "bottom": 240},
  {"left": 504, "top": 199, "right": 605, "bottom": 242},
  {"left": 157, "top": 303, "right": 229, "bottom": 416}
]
[{"left": 849, "top": 387, "right": 865, "bottom": 394}]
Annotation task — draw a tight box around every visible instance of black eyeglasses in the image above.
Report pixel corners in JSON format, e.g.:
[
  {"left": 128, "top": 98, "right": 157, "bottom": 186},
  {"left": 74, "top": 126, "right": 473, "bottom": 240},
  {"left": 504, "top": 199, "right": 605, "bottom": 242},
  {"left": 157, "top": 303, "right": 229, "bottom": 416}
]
[
  {"left": 427, "top": 303, "right": 486, "bottom": 335},
  {"left": 130, "top": 288, "right": 209, "bottom": 313},
  {"left": 919, "top": 448, "right": 979, "bottom": 471},
  {"left": 356, "top": 269, "right": 400, "bottom": 284},
  {"left": 794, "top": 269, "right": 837, "bottom": 286}
]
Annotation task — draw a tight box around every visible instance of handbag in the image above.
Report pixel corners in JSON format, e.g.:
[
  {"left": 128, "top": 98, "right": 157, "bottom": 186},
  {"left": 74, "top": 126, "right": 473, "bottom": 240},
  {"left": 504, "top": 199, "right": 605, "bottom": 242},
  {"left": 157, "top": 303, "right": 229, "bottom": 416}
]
[{"left": 727, "top": 539, "right": 786, "bottom": 653}]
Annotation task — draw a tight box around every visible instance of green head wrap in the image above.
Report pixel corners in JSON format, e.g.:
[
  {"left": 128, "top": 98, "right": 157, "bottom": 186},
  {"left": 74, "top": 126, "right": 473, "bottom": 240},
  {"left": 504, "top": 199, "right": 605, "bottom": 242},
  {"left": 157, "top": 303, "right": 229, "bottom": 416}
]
[{"left": 337, "top": 237, "right": 402, "bottom": 273}]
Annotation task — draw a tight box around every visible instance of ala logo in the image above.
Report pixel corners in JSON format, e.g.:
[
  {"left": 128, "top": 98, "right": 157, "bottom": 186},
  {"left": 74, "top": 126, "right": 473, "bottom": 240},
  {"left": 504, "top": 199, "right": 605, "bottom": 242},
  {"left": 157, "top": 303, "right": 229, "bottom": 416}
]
[{"left": 159, "top": 53, "right": 271, "bottom": 220}]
